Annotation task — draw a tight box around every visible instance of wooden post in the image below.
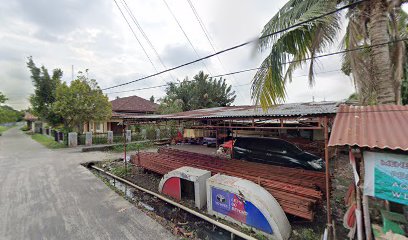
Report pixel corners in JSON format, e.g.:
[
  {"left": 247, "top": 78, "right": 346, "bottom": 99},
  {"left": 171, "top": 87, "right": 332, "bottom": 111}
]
[
  {"left": 324, "top": 116, "right": 333, "bottom": 237},
  {"left": 360, "top": 152, "right": 372, "bottom": 240}
]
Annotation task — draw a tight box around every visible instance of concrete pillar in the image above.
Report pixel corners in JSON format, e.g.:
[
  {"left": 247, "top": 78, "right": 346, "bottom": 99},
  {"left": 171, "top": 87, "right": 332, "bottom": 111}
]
[
  {"left": 126, "top": 130, "right": 131, "bottom": 143},
  {"left": 85, "top": 132, "right": 92, "bottom": 146},
  {"left": 156, "top": 129, "right": 160, "bottom": 140},
  {"left": 68, "top": 132, "right": 77, "bottom": 147},
  {"left": 35, "top": 122, "right": 42, "bottom": 133},
  {"left": 107, "top": 131, "right": 113, "bottom": 144},
  {"left": 48, "top": 128, "right": 52, "bottom": 137},
  {"left": 31, "top": 122, "right": 35, "bottom": 132},
  {"left": 141, "top": 129, "right": 147, "bottom": 140}
]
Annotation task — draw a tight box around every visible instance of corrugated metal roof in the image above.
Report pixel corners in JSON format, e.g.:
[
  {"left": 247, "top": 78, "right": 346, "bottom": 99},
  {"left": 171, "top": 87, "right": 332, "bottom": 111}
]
[
  {"left": 328, "top": 104, "right": 408, "bottom": 151},
  {"left": 122, "top": 101, "right": 339, "bottom": 120}
]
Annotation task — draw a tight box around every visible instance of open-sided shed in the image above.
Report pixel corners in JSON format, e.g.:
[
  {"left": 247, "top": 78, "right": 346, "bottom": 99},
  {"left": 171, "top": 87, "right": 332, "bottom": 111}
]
[{"left": 121, "top": 101, "right": 341, "bottom": 226}]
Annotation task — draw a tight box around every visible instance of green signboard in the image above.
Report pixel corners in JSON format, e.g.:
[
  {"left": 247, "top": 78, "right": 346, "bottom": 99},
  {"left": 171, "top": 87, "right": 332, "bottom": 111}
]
[{"left": 364, "top": 151, "right": 408, "bottom": 205}]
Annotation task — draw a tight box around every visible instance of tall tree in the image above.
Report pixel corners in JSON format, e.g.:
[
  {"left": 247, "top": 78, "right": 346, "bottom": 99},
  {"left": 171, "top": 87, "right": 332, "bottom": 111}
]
[
  {"left": 27, "top": 57, "right": 63, "bottom": 125},
  {"left": 53, "top": 71, "right": 112, "bottom": 131},
  {"left": 402, "top": 55, "right": 408, "bottom": 105},
  {"left": 162, "top": 71, "right": 236, "bottom": 111},
  {"left": 253, "top": 0, "right": 408, "bottom": 107}
]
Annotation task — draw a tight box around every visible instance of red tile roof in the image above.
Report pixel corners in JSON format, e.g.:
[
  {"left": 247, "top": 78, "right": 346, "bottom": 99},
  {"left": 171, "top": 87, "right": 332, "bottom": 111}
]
[
  {"left": 328, "top": 104, "right": 408, "bottom": 151},
  {"left": 110, "top": 96, "right": 158, "bottom": 113},
  {"left": 23, "top": 112, "right": 38, "bottom": 121}
]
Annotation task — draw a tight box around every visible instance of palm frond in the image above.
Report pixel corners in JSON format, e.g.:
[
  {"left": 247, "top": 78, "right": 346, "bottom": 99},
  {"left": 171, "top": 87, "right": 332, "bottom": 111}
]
[{"left": 253, "top": 0, "right": 340, "bottom": 109}]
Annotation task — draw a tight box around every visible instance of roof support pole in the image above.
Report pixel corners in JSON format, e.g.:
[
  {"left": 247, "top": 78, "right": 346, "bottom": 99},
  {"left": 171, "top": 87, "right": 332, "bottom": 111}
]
[{"left": 324, "top": 116, "right": 333, "bottom": 238}]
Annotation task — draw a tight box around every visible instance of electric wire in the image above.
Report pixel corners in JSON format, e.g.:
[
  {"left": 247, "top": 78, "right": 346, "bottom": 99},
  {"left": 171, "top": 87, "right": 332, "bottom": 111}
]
[
  {"left": 105, "top": 37, "right": 407, "bottom": 96},
  {"left": 162, "top": 0, "right": 212, "bottom": 75},
  {"left": 105, "top": 69, "right": 342, "bottom": 95},
  {"left": 113, "top": 0, "right": 159, "bottom": 74},
  {"left": 121, "top": 0, "right": 176, "bottom": 81},
  {"left": 102, "top": 0, "right": 367, "bottom": 91},
  {"left": 185, "top": 0, "right": 246, "bottom": 98},
  {"left": 113, "top": 0, "right": 169, "bottom": 88}
]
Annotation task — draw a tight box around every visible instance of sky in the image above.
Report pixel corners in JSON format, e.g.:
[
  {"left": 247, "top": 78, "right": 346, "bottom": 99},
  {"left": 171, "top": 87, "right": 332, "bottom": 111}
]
[{"left": 0, "top": 0, "right": 361, "bottom": 110}]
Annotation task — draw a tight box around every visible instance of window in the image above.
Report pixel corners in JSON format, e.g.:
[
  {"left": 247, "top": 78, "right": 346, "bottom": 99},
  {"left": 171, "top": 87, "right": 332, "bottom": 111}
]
[{"left": 95, "top": 122, "right": 103, "bottom": 132}]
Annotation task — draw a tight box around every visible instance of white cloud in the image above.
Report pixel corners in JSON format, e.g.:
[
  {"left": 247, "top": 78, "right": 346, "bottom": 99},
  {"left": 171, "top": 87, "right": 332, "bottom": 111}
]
[{"left": 0, "top": 0, "right": 354, "bottom": 110}]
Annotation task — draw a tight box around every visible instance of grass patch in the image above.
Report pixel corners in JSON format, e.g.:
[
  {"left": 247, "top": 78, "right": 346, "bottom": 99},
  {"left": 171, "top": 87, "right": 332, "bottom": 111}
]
[
  {"left": 292, "top": 228, "right": 321, "bottom": 240},
  {"left": 110, "top": 165, "right": 132, "bottom": 178},
  {"left": 31, "top": 134, "right": 66, "bottom": 149},
  {"left": 0, "top": 125, "right": 13, "bottom": 135},
  {"left": 111, "top": 141, "right": 154, "bottom": 153}
]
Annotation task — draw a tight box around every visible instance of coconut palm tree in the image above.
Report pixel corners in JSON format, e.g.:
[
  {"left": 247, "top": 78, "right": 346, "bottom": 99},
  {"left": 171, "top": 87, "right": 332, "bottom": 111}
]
[{"left": 253, "top": 0, "right": 408, "bottom": 107}]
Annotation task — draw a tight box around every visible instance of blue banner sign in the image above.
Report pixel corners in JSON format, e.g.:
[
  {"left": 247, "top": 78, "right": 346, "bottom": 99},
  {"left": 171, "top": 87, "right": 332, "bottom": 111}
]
[{"left": 211, "top": 187, "right": 273, "bottom": 234}]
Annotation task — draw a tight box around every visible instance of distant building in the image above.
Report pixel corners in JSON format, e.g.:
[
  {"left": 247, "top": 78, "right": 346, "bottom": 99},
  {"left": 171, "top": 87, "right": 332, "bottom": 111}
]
[
  {"left": 83, "top": 95, "right": 158, "bottom": 134},
  {"left": 23, "top": 112, "right": 38, "bottom": 131}
]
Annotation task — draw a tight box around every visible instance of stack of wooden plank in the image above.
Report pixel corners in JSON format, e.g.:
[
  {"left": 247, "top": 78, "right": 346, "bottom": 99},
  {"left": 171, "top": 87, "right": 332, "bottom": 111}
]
[{"left": 132, "top": 147, "right": 327, "bottom": 220}]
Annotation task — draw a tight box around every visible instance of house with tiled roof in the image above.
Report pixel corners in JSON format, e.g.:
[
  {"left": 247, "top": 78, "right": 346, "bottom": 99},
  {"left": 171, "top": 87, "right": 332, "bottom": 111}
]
[{"left": 83, "top": 95, "right": 158, "bottom": 134}]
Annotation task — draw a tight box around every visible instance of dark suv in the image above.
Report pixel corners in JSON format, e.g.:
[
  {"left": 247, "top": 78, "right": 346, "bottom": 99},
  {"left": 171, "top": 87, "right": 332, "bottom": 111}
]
[{"left": 233, "top": 137, "right": 324, "bottom": 171}]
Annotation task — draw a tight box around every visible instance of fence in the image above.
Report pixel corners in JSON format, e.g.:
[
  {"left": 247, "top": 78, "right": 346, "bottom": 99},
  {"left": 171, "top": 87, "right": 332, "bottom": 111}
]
[{"left": 65, "top": 127, "right": 179, "bottom": 147}]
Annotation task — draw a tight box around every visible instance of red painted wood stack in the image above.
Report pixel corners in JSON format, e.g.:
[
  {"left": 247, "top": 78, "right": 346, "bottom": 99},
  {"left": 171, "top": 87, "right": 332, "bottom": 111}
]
[{"left": 132, "top": 147, "right": 326, "bottom": 220}]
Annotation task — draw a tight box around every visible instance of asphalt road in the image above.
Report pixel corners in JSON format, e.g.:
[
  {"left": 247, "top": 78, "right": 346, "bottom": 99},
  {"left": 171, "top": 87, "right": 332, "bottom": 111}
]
[{"left": 0, "top": 127, "right": 176, "bottom": 240}]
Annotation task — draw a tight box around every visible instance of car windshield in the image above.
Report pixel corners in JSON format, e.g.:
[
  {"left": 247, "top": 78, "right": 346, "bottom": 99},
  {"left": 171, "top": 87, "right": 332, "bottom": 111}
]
[{"left": 283, "top": 141, "right": 302, "bottom": 154}]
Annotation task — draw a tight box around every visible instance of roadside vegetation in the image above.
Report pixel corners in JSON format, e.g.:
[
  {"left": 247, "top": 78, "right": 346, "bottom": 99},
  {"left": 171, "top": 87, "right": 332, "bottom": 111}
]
[
  {"left": 111, "top": 141, "right": 154, "bottom": 153},
  {"left": 0, "top": 92, "right": 23, "bottom": 125},
  {"left": 31, "top": 133, "right": 66, "bottom": 149},
  {"left": 253, "top": 0, "right": 408, "bottom": 106},
  {"left": 0, "top": 126, "right": 13, "bottom": 135},
  {"left": 27, "top": 57, "right": 111, "bottom": 133},
  {"left": 20, "top": 125, "right": 30, "bottom": 131}
]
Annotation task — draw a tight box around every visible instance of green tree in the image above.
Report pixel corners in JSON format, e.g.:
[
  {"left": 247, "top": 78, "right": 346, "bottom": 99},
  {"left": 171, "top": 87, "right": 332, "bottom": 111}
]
[
  {"left": 0, "top": 92, "right": 8, "bottom": 104},
  {"left": 253, "top": 0, "right": 408, "bottom": 107},
  {"left": 0, "top": 92, "right": 23, "bottom": 123},
  {"left": 162, "top": 71, "right": 236, "bottom": 111},
  {"left": 158, "top": 99, "right": 183, "bottom": 114},
  {"left": 53, "top": 71, "right": 112, "bottom": 131},
  {"left": 27, "top": 56, "right": 63, "bottom": 125},
  {"left": 149, "top": 95, "right": 155, "bottom": 103}
]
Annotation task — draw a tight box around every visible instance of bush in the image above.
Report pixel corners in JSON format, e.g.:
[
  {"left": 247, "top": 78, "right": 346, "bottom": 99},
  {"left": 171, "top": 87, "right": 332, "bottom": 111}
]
[
  {"left": 20, "top": 125, "right": 30, "bottom": 131},
  {"left": 111, "top": 141, "right": 153, "bottom": 153},
  {"left": 110, "top": 165, "right": 132, "bottom": 178}
]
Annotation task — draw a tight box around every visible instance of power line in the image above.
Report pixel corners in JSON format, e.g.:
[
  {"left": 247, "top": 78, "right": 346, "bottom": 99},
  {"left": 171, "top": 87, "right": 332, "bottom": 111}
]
[
  {"left": 106, "top": 35, "right": 408, "bottom": 95},
  {"left": 105, "top": 37, "right": 407, "bottom": 95},
  {"left": 113, "top": 0, "right": 169, "bottom": 88},
  {"left": 211, "top": 38, "right": 408, "bottom": 78},
  {"left": 102, "top": 0, "right": 368, "bottom": 91},
  {"left": 106, "top": 69, "right": 342, "bottom": 95},
  {"left": 185, "top": 0, "right": 246, "bottom": 98},
  {"left": 121, "top": 0, "right": 176, "bottom": 81},
  {"left": 162, "top": 0, "right": 212, "bottom": 75},
  {"left": 113, "top": 0, "right": 159, "bottom": 74}
]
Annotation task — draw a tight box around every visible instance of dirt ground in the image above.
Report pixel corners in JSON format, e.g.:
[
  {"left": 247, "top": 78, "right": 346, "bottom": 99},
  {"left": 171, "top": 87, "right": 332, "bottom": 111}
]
[{"left": 92, "top": 145, "right": 354, "bottom": 240}]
